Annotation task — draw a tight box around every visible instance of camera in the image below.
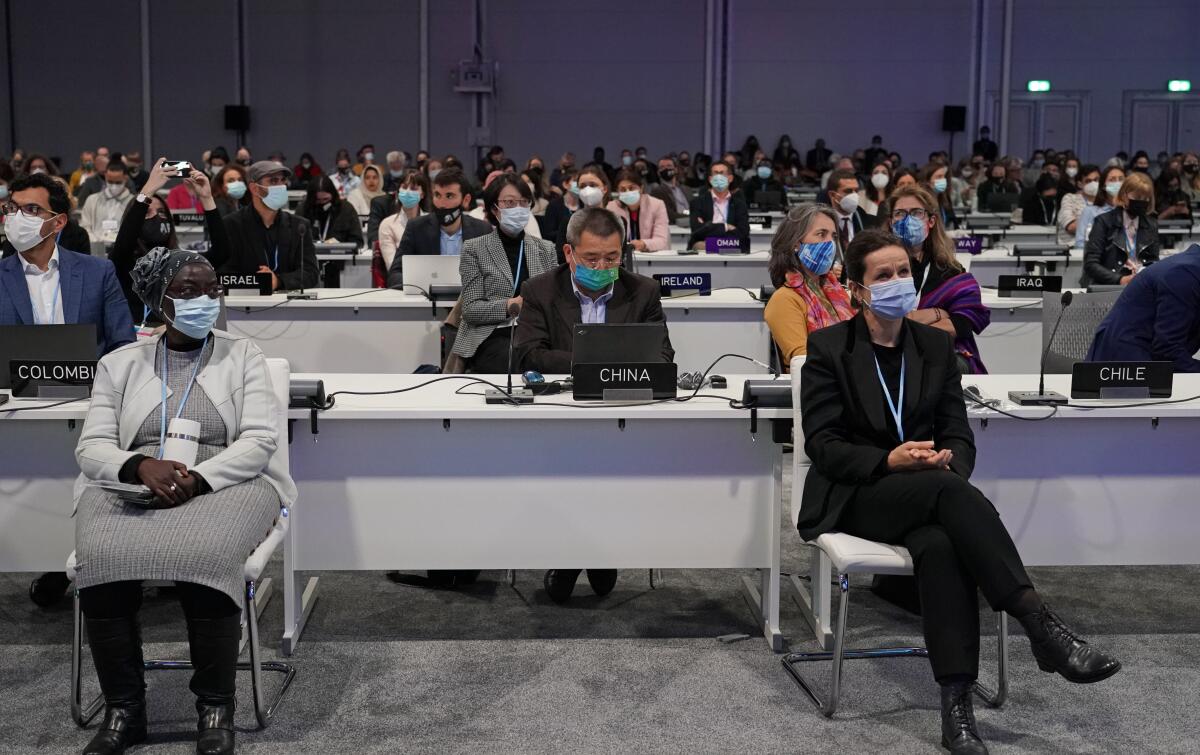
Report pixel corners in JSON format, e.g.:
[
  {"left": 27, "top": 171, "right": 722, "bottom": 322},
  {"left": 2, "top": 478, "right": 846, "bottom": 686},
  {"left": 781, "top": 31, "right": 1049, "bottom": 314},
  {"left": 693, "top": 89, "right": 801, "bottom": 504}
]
[{"left": 163, "top": 160, "right": 192, "bottom": 174}]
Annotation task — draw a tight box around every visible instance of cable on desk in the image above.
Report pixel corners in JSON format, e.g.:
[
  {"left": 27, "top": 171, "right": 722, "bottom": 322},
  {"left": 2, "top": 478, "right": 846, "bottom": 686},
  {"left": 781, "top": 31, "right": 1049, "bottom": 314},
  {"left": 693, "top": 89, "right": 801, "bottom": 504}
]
[
  {"left": 665, "top": 286, "right": 762, "bottom": 302},
  {"left": 0, "top": 397, "right": 88, "bottom": 413},
  {"left": 1064, "top": 393, "right": 1200, "bottom": 411},
  {"left": 236, "top": 285, "right": 432, "bottom": 313},
  {"left": 964, "top": 392, "right": 1059, "bottom": 421}
]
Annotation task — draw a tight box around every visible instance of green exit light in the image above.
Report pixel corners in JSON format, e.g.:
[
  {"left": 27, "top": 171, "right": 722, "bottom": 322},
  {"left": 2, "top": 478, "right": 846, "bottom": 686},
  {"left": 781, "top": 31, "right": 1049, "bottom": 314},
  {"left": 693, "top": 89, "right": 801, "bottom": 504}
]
[
  {"left": 1026, "top": 80, "right": 1051, "bottom": 93},
  {"left": 1168, "top": 79, "right": 1192, "bottom": 92}
]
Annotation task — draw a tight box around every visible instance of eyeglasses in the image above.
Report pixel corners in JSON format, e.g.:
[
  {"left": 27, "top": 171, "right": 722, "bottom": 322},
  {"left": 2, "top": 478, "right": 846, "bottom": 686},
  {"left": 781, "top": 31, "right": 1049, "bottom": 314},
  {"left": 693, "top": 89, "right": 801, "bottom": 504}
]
[
  {"left": 1, "top": 202, "right": 52, "bottom": 218},
  {"left": 167, "top": 285, "right": 224, "bottom": 300},
  {"left": 496, "top": 198, "right": 531, "bottom": 209},
  {"left": 890, "top": 208, "right": 929, "bottom": 221}
]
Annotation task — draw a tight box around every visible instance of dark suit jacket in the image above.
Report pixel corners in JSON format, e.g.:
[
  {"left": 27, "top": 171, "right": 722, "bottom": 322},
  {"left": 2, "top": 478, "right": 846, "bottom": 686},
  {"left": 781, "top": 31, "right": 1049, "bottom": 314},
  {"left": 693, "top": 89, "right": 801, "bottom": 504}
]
[
  {"left": 1087, "top": 244, "right": 1200, "bottom": 372},
  {"left": 796, "top": 314, "right": 975, "bottom": 541},
  {"left": 514, "top": 265, "right": 675, "bottom": 374},
  {"left": 1082, "top": 208, "right": 1161, "bottom": 287},
  {"left": 743, "top": 176, "right": 789, "bottom": 209},
  {"left": 296, "top": 201, "right": 363, "bottom": 245},
  {"left": 688, "top": 191, "right": 751, "bottom": 251},
  {"left": 0, "top": 247, "right": 134, "bottom": 356},
  {"left": 220, "top": 205, "right": 319, "bottom": 291},
  {"left": 385, "top": 213, "right": 493, "bottom": 289},
  {"left": 367, "top": 193, "right": 397, "bottom": 246}
]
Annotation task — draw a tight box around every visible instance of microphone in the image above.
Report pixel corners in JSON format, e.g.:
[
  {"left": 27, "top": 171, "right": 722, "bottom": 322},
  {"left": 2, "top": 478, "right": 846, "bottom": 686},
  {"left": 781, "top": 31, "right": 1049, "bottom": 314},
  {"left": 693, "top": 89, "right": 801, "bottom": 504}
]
[
  {"left": 1008, "top": 290, "right": 1072, "bottom": 405},
  {"left": 484, "top": 315, "right": 533, "bottom": 404},
  {"left": 287, "top": 217, "right": 317, "bottom": 300}
]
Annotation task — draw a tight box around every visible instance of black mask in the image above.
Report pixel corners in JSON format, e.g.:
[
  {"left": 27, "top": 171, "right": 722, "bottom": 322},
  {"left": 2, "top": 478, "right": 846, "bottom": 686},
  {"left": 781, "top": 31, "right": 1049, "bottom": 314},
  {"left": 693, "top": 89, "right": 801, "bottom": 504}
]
[
  {"left": 679, "top": 157, "right": 690, "bottom": 166},
  {"left": 1185, "top": 164, "right": 1198, "bottom": 174},
  {"left": 142, "top": 217, "right": 170, "bottom": 247},
  {"left": 1126, "top": 199, "right": 1150, "bottom": 217},
  {"left": 436, "top": 207, "right": 462, "bottom": 226},
  {"left": 660, "top": 168, "right": 675, "bottom": 180}
]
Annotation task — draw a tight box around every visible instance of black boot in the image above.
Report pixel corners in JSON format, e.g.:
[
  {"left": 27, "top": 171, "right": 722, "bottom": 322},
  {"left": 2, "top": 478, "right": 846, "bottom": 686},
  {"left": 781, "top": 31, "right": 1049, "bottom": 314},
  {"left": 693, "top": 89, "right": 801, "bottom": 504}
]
[
  {"left": 585, "top": 569, "right": 618, "bottom": 597},
  {"left": 187, "top": 616, "right": 240, "bottom": 755},
  {"left": 82, "top": 616, "right": 147, "bottom": 755},
  {"left": 544, "top": 570, "right": 582, "bottom": 604},
  {"left": 940, "top": 681, "right": 988, "bottom": 754},
  {"left": 1017, "top": 604, "right": 1122, "bottom": 684}
]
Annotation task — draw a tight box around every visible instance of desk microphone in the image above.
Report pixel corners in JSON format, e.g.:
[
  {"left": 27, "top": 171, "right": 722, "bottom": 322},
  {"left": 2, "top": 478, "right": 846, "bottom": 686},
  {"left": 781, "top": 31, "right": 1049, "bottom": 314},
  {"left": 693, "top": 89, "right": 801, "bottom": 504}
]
[
  {"left": 485, "top": 315, "right": 533, "bottom": 404},
  {"left": 287, "top": 219, "right": 317, "bottom": 300},
  {"left": 1008, "top": 290, "right": 1072, "bottom": 405}
]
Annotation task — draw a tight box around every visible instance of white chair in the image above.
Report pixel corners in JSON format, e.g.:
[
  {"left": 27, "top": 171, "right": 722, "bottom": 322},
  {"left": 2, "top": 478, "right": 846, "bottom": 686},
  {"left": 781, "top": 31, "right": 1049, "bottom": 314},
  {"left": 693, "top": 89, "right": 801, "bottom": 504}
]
[
  {"left": 69, "top": 358, "right": 297, "bottom": 731},
  {"left": 784, "top": 356, "right": 1007, "bottom": 717}
]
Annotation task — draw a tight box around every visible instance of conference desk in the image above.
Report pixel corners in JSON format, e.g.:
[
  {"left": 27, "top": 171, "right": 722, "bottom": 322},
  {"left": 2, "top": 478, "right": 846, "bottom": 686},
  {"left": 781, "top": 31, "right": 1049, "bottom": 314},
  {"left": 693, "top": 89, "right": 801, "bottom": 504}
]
[
  {"left": 668, "top": 225, "right": 775, "bottom": 252},
  {"left": 222, "top": 288, "right": 773, "bottom": 375},
  {"left": 798, "top": 372, "right": 1200, "bottom": 647},
  {"left": 314, "top": 243, "right": 372, "bottom": 288},
  {"left": 635, "top": 250, "right": 770, "bottom": 290}
]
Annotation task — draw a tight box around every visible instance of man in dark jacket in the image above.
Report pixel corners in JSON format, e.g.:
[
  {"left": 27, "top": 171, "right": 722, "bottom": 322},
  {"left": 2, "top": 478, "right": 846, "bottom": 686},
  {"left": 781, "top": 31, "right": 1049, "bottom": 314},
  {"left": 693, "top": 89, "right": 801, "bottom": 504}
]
[
  {"left": 385, "top": 170, "right": 491, "bottom": 290},
  {"left": 220, "top": 161, "right": 319, "bottom": 291},
  {"left": 688, "top": 162, "right": 751, "bottom": 251}
]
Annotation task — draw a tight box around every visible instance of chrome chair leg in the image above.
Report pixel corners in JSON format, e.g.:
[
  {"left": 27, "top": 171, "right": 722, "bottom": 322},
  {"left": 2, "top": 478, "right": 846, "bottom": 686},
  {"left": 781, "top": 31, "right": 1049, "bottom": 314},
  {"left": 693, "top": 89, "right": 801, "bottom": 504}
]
[
  {"left": 649, "top": 569, "right": 663, "bottom": 589},
  {"left": 506, "top": 570, "right": 516, "bottom": 587},
  {"left": 973, "top": 612, "right": 1009, "bottom": 709},
  {"left": 71, "top": 590, "right": 103, "bottom": 727}
]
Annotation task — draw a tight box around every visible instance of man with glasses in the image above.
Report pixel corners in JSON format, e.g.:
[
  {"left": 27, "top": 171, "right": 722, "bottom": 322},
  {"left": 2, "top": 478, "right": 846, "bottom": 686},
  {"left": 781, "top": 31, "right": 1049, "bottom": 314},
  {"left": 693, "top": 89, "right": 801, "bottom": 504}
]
[
  {"left": 219, "top": 160, "right": 318, "bottom": 292},
  {"left": 385, "top": 169, "right": 491, "bottom": 289},
  {"left": 0, "top": 173, "right": 133, "bottom": 355},
  {"left": 514, "top": 207, "right": 674, "bottom": 604}
]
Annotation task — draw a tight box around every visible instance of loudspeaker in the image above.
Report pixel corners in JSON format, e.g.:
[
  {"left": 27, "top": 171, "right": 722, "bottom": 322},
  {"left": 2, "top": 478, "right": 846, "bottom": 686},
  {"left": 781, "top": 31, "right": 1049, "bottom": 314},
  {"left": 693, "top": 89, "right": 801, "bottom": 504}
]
[
  {"left": 224, "top": 105, "right": 250, "bottom": 132},
  {"left": 942, "top": 105, "right": 966, "bottom": 133}
]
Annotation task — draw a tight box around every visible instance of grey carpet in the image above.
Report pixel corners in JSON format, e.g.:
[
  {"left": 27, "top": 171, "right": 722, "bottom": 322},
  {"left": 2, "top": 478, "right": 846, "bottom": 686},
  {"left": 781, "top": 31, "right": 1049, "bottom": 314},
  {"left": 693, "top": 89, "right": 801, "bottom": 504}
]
[{"left": 2, "top": 465, "right": 1198, "bottom": 753}]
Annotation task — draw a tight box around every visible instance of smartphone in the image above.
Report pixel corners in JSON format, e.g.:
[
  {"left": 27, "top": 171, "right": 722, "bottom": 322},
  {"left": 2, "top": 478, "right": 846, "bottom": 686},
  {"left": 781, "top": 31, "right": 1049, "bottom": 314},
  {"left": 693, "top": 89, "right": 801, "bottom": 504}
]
[{"left": 163, "top": 160, "right": 192, "bottom": 174}]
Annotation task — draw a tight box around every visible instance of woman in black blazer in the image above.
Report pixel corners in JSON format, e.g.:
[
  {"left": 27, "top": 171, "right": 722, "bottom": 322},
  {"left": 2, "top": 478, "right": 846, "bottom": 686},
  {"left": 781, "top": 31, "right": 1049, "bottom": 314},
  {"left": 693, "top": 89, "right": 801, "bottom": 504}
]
[
  {"left": 799, "top": 229, "right": 1121, "bottom": 753},
  {"left": 1082, "top": 172, "right": 1160, "bottom": 287}
]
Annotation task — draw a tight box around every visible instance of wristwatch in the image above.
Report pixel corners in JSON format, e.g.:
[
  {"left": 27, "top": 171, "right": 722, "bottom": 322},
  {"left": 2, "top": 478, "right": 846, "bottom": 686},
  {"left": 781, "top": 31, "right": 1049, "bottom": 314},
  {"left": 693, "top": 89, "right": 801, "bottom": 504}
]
[{"left": 135, "top": 193, "right": 149, "bottom": 204}]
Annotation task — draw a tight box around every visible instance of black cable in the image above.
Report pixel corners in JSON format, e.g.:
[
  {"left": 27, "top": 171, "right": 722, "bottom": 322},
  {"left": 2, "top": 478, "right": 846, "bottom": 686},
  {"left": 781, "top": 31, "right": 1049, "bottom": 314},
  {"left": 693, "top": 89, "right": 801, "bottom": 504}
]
[
  {"left": 0, "top": 397, "right": 88, "bottom": 412},
  {"left": 235, "top": 285, "right": 433, "bottom": 313},
  {"left": 320, "top": 376, "right": 515, "bottom": 409},
  {"left": 1064, "top": 393, "right": 1200, "bottom": 411},
  {"left": 963, "top": 392, "right": 1059, "bottom": 421},
  {"left": 664, "top": 286, "right": 761, "bottom": 302}
]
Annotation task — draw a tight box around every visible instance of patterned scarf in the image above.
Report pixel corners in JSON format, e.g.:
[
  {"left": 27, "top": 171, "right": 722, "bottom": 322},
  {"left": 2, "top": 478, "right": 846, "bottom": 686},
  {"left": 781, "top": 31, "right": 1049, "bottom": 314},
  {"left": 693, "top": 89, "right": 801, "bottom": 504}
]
[
  {"left": 784, "top": 270, "right": 856, "bottom": 333},
  {"left": 920, "top": 271, "right": 991, "bottom": 374}
]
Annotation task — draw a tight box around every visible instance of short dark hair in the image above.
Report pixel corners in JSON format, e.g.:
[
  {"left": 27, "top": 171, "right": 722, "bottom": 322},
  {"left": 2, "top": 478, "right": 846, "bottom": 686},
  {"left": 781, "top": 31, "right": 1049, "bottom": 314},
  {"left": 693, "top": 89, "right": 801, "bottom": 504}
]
[
  {"left": 565, "top": 207, "right": 624, "bottom": 248},
  {"left": 105, "top": 161, "right": 127, "bottom": 175},
  {"left": 827, "top": 168, "right": 859, "bottom": 191},
  {"left": 483, "top": 172, "right": 533, "bottom": 226},
  {"left": 210, "top": 146, "right": 230, "bottom": 162},
  {"left": 614, "top": 167, "right": 644, "bottom": 188},
  {"left": 432, "top": 169, "right": 472, "bottom": 199},
  {"left": 10, "top": 172, "right": 71, "bottom": 215},
  {"left": 844, "top": 229, "right": 906, "bottom": 290}
]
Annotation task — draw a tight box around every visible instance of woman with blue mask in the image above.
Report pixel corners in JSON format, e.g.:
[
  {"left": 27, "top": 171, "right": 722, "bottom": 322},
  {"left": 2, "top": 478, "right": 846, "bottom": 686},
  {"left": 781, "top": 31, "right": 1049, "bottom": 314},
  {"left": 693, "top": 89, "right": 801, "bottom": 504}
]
[
  {"left": 221, "top": 160, "right": 320, "bottom": 292},
  {"left": 605, "top": 167, "right": 670, "bottom": 252},
  {"left": 1074, "top": 164, "right": 1125, "bottom": 249},
  {"left": 212, "top": 164, "right": 250, "bottom": 217},
  {"left": 764, "top": 203, "right": 855, "bottom": 370},
  {"left": 796, "top": 229, "right": 1122, "bottom": 753},
  {"left": 888, "top": 184, "right": 990, "bottom": 374},
  {"left": 744, "top": 159, "right": 789, "bottom": 210},
  {"left": 454, "top": 173, "right": 558, "bottom": 376},
  {"left": 918, "top": 162, "right": 959, "bottom": 230},
  {"left": 73, "top": 247, "right": 297, "bottom": 755},
  {"left": 378, "top": 169, "right": 430, "bottom": 273}
]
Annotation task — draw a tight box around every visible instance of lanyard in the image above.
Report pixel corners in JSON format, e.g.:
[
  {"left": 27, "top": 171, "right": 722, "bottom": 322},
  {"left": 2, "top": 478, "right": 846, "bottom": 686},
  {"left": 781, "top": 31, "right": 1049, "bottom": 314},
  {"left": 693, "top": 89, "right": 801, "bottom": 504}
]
[
  {"left": 321, "top": 214, "right": 331, "bottom": 241},
  {"left": 1125, "top": 226, "right": 1138, "bottom": 260},
  {"left": 511, "top": 240, "right": 525, "bottom": 298},
  {"left": 157, "top": 336, "right": 207, "bottom": 460},
  {"left": 34, "top": 278, "right": 61, "bottom": 325},
  {"left": 873, "top": 353, "right": 905, "bottom": 441},
  {"left": 263, "top": 242, "right": 280, "bottom": 271}
]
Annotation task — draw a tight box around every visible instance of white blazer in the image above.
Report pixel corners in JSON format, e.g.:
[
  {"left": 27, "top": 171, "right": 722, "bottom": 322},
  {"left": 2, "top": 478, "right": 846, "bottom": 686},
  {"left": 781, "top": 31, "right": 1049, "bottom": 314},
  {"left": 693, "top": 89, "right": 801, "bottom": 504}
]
[{"left": 74, "top": 329, "right": 297, "bottom": 511}]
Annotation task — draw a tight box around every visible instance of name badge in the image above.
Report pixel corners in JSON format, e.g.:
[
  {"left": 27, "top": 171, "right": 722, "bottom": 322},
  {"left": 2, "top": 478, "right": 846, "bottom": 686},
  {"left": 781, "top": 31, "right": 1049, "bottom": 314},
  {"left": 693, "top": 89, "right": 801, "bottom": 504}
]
[
  {"left": 653, "top": 272, "right": 712, "bottom": 297},
  {"left": 997, "top": 274, "right": 1062, "bottom": 297},
  {"left": 220, "top": 273, "right": 273, "bottom": 296},
  {"left": 1070, "top": 361, "right": 1173, "bottom": 399},
  {"left": 9, "top": 359, "right": 97, "bottom": 398},
  {"left": 704, "top": 235, "right": 743, "bottom": 254},
  {"left": 955, "top": 235, "right": 983, "bottom": 254},
  {"left": 101, "top": 219, "right": 119, "bottom": 233},
  {"left": 747, "top": 214, "right": 773, "bottom": 228}
]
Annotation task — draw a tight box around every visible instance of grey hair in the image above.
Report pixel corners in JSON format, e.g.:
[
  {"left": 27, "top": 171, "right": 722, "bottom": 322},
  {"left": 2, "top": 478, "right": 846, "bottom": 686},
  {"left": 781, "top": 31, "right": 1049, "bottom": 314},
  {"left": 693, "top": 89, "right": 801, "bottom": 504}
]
[
  {"left": 386, "top": 151, "right": 404, "bottom": 165},
  {"left": 564, "top": 207, "right": 624, "bottom": 248},
  {"left": 767, "top": 202, "right": 840, "bottom": 287}
]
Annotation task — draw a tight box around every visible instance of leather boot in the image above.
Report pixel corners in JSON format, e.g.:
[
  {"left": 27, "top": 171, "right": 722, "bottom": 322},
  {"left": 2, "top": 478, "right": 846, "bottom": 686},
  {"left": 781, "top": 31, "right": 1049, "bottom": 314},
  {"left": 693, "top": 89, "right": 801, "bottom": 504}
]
[
  {"left": 585, "top": 569, "right": 618, "bottom": 597},
  {"left": 940, "top": 681, "right": 987, "bottom": 754},
  {"left": 186, "top": 615, "right": 240, "bottom": 755},
  {"left": 82, "top": 616, "right": 147, "bottom": 755},
  {"left": 1017, "top": 604, "right": 1122, "bottom": 684},
  {"left": 544, "top": 570, "right": 582, "bottom": 604}
]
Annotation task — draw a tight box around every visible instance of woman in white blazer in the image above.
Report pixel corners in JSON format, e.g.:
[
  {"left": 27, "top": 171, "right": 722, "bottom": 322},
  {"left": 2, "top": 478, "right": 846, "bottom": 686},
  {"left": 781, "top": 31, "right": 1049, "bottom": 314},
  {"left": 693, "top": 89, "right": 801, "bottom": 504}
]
[
  {"left": 606, "top": 167, "right": 671, "bottom": 252},
  {"left": 73, "top": 247, "right": 296, "bottom": 755},
  {"left": 378, "top": 169, "right": 429, "bottom": 270}
]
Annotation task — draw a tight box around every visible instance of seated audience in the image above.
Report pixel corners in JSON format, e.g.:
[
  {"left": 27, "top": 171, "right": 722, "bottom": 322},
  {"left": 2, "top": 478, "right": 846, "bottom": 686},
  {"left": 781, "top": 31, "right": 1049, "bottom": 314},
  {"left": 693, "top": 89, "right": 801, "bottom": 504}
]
[
  {"left": 1181, "top": 152, "right": 1200, "bottom": 202},
  {"left": 1020, "top": 174, "right": 1060, "bottom": 225},
  {"left": 1075, "top": 165, "right": 1126, "bottom": 248},
  {"left": 73, "top": 247, "right": 296, "bottom": 755},
  {"left": 469, "top": 171, "right": 542, "bottom": 239},
  {"left": 688, "top": 162, "right": 750, "bottom": 251},
  {"left": 976, "top": 163, "right": 1020, "bottom": 211},
  {"left": 1155, "top": 168, "right": 1193, "bottom": 222},
  {"left": 798, "top": 229, "right": 1120, "bottom": 754},
  {"left": 80, "top": 160, "right": 135, "bottom": 244},
  {"left": 650, "top": 155, "right": 690, "bottom": 221},
  {"left": 348, "top": 164, "right": 386, "bottom": 216},
  {"left": 743, "top": 158, "right": 789, "bottom": 209},
  {"left": 1082, "top": 171, "right": 1160, "bottom": 287},
  {"left": 542, "top": 168, "right": 582, "bottom": 248},
  {"left": 606, "top": 168, "right": 670, "bottom": 252},
  {"left": 454, "top": 173, "right": 558, "bottom": 373},
  {"left": 918, "top": 162, "right": 959, "bottom": 229},
  {"left": 3, "top": 175, "right": 93, "bottom": 258},
  {"left": 1057, "top": 164, "right": 1100, "bottom": 245},
  {"left": 385, "top": 170, "right": 491, "bottom": 289},
  {"left": 825, "top": 168, "right": 875, "bottom": 259},
  {"left": 889, "top": 185, "right": 990, "bottom": 373},
  {"left": 292, "top": 152, "right": 322, "bottom": 188},
  {"left": 863, "top": 162, "right": 892, "bottom": 217},
  {"left": 328, "top": 150, "right": 360, "bottom": 198},
  {"left": 296, "top": 176, "right": 364, "bottom": 246},
  {"left": 763, "top": 204, "right": 855, "bottom": 369},
  {"left": 0, "top": 173, "right": 133, "bottom": 355},
  {"left": 378, "top": 169, "right": 429, "bottom": 272},
  {"left": 165, "top": 172, "right": 206, "bottom": 214},
  {"left": 383, "top": 151, "right": 409, "bottom": 192},
  {"left": 221, "top": 161, "right": 319, "bottom": 292},
  {"left": 522, "top": 169, "right": 549, "bottom": 216},
  {"left": 69, "top": 150, "right": 96, "bottom": 194},
  {"left": 212, "top": 165, "right": 250, "bottom": 217}
]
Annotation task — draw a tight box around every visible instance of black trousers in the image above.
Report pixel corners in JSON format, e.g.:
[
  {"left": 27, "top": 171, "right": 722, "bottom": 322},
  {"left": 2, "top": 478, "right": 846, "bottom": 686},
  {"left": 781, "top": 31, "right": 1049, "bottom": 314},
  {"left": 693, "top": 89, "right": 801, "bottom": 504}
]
[
  {"left": 80, "top": 580, "right": 240, "bottom": 621},
  {"left": 466, "top": 325, "right": 516, "bottom": 375},
  {"left": 837, "top": 469, "right": 1032, "bottom": 682}
]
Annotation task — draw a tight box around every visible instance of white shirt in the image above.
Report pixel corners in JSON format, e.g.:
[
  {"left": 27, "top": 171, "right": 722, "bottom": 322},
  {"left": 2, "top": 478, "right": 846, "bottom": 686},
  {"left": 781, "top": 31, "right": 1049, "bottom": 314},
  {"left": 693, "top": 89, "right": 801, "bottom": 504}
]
[
  {"left": 21, "top": 246, "right": 64, "bottom": 325},
  {"left": 834, "top": 208, "right": 858, "bottom": 244},
  {"left": 711, "top": 192, "right": 730, "bottom": 224}
]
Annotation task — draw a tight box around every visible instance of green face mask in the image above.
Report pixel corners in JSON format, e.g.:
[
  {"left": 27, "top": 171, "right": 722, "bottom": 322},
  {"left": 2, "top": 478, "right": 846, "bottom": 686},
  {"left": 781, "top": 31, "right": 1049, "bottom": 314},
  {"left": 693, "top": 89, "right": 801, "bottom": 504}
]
[{"left": 574, "top": 263, "right": 619, "bottom": 290}]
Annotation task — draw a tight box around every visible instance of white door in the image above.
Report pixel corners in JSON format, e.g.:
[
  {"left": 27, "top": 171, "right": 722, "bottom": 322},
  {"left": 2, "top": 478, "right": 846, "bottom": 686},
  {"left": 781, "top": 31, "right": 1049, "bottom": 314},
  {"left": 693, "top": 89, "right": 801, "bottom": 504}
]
[
  {"left": 1006, "top": 102, "right": 1035, "bottom": 160},
  {"left": 1178, "top": 102, "right": 1200, "bottom": 152},
  {"left": 1130, "top": 100, "right": 1173, "bottom": 155},
  {"left": 1039, "top": 101, "right": 1080, "bottom": 153}
]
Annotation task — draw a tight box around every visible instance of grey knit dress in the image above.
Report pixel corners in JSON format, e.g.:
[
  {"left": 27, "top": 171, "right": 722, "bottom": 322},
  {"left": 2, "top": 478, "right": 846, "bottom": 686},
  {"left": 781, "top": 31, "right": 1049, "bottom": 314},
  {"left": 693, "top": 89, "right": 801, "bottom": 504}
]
[{"left": 74, "top": 340, "right": 282, "bottom": 607}]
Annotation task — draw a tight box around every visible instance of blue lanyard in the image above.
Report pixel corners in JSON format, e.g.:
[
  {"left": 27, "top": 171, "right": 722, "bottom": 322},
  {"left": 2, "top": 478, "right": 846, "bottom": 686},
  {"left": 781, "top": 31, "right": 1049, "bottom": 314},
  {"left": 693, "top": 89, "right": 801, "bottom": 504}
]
[
  {"left": 511, "top": 240, "right": 525, "bottom": 298},
  {"left": 873, "top": 353, "right": 905, "bottom": 441},
  {"left": 157, "top": 336, "right": 207, "bottom": 460},
  {"left": 34, "top": 280, "right": 61, "bottom": 325}
]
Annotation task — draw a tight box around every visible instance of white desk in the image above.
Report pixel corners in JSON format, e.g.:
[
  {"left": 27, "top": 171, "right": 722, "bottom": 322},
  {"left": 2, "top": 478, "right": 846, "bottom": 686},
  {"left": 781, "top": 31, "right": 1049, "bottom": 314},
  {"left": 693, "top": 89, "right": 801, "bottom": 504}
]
[
  {"left": 967, "top": 224, "right": 1060, "bottom": 247},
  {"left": 281, "top": 373, "right": 790, "bottom": 654},
  {"left": 222, "top": 288, "right": 772, "bottom": 375},
  {"left": 315, "top": 243, "right": 371, "bottom": 288},
  {"left": 668, "top": 225, "right": 774, "bottom": 252},
  {"left": 977, "top": 290, "right": 1043, "bottom": 374},
  {"left": 961, "top": 246, "right": 1082, "bottom": 287},
  {"left": 635, "top": 250, "right": 770, "bottom": 290}
]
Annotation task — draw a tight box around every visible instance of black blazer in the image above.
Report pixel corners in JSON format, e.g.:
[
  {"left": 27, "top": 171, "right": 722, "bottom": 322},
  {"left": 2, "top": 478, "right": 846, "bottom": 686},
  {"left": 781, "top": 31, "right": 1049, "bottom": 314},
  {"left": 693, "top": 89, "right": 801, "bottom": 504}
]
[
  {"left": 1020, "top": 194, "right": 1059, "bottom": 226},
  {"left": 296, "top": 201, "right": 363, "bottom": 246},
  {"left": 367, "top": 193, "right": 397, "bottom": 245},
  {"left": 385, "top": 213, "right": 493, "bottom": 289},
  {"left": 743, "top": 176, "right": 789, "bottom": 208},
  {"left": 797, "top": 314, "right": 975, "bottom": 541},
  {"left": 688, "top": 191, "right": 751, "bottom": 251},
  {"left": 514, "top": 264, "right": 675, "bottom": 374},
  {"left": 220, "top": 205, "right": 319, "bottom": 291},
  {"left": 1082, "top": 209, "right": 1161, "bottom": 287}
]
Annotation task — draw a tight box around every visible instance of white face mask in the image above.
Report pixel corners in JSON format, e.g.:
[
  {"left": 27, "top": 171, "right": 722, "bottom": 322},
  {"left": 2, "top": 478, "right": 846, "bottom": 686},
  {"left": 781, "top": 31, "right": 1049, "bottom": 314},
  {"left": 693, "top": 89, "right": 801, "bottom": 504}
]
[
  {"left": 1082, "top": 180, "right": 1099, "bottom": 197},
  {"left": 870, "top": 173, "right": 889, "bottom": 189},
  {"left": 1065, "top": 167, "right": 1079, "bottom": 179},
  {"left": 838, "top": 192, "right": 859, "bottom": 214},
  {"left": 106, "top": 183, "right": 126, "bottom": 198},
  {"left": 5, "top": 211, "right": 58, "bottom": 253},
  {"left": 578, "top": 185, "right": 604, "bottom": 207}
]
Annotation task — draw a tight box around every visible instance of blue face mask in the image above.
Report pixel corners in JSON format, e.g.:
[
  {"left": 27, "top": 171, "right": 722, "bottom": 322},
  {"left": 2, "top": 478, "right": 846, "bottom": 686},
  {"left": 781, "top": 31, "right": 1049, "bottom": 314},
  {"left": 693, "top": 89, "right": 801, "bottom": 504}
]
[
  {"left": 757, "top": 166, "right": 772, "bottom": 180},
  {"left": 397, "top": 189, "right": 421, "bottom": 208},
  {"left": 498, "top": 206, "right": 530, "bottom": 236},
  {"left": 0, "top": 185, "right": 8, "bottom": 200},
  {"left": 863, "top": 277, "right": 917, "bottom": 320},
  {"left": 710, "top": 174, "right": 730, "bottom": 192},
  {"left": 891, "top": 214, "right": 928, "bottom": 246},
  {"left": 166, "top": 295, "right": 221, "bottom": 339},
  {"left": 797, "top": 240, "right": 836, "bottom": 276},
  {"left": 261, "top": 184, "right": 289, "bottom": 211},
  {"left": 574, "top": 262, "right": 619, "bottom": 291},
  {"left": 568, "top": 181, "right": 580, "bottom": 196},
  {"left": 932, "top": 177, "right": 948, "bottom": 193},
  {"left": 225, "top": 181, "right": 246, "bottom": 199}
]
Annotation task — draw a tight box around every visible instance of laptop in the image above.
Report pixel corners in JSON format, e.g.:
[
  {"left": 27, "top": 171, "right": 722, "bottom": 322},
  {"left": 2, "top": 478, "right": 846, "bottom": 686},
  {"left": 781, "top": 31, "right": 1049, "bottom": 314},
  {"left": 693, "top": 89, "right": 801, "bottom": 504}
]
[
  {"left": 0, "top": 323, "right": 98, "bottom": 394},
  {"left": 571, "top": 323, "right": 675, "bottom": 400},
  {"left": 572, "top": 323, "right": 669, "bottom": 366},
  {"left": 402, "top": 255, "right": 462, "bottom": 296},
  {"left": 986, "top": 192, "right": 1019, "bottom": 213},
  {"left": 752, "top": 190, "right": 784, "bottom": 211}
]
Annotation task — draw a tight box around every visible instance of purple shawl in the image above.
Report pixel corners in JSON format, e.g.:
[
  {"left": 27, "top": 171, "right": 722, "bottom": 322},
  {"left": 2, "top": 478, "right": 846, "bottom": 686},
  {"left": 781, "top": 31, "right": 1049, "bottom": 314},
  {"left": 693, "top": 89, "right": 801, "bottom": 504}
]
[{"left": 920, "top": 271, "right": 991, "bottom": 374}]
